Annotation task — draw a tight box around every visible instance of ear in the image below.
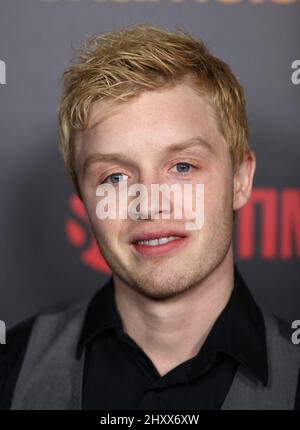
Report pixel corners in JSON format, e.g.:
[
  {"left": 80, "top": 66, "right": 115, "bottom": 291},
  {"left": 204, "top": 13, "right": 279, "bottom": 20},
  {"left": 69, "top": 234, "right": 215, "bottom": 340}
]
[{"left": 233, "top": 150, "right": 256, "bottom": 211}]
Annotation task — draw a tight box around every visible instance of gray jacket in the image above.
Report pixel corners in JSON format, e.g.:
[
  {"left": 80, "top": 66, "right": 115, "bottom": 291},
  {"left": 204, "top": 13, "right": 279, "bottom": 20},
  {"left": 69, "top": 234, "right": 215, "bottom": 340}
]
[{"left": 9, "top": 296, "right": 300, "bottom": 410}]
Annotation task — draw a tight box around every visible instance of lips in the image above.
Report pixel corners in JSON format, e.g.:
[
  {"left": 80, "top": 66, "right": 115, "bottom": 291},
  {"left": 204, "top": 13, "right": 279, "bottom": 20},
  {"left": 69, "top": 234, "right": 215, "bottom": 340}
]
[
  {"left": 130, "top": 230, "right": 188, "bottom": 244},
  {"left": 129, "top": 229, "right": 189, "bottom": 257}
]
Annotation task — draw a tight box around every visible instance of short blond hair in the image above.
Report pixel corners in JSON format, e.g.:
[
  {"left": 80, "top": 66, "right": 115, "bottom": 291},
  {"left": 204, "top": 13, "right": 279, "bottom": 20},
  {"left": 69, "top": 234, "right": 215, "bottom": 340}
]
[{"left": 58, "top": 23, "right": 250, "bottom": 197}]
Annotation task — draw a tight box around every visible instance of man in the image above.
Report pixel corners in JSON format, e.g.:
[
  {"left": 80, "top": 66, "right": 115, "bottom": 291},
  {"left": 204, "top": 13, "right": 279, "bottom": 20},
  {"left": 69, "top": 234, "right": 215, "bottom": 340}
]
[{"left": 1, "top": 24, "right": 299, "bottom": 410}]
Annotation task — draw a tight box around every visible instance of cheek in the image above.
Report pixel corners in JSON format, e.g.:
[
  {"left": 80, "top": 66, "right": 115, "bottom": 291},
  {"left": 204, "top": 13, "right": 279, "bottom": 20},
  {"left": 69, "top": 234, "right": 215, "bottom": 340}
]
[
  {"left": 81, "top": 195, "right": 120, "bottom": 243},
  {"left": 203, "top": 169, "right": 233, "bottom": 224},
  {"left": 93, "top": 219, "right": 126, "bottom": 253}
]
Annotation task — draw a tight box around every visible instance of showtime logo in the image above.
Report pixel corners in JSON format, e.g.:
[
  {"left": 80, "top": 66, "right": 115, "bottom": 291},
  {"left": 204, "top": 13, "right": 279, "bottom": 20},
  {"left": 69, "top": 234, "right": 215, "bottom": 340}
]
[
  {"left": 65, "top": 187, "right": 300, "bottom": 274},
  {"left": 65, "top": 194, "right": 112, "bottom": 274},
  {"left": 237, "top": 188, "right": 300, "bottom": 260}
]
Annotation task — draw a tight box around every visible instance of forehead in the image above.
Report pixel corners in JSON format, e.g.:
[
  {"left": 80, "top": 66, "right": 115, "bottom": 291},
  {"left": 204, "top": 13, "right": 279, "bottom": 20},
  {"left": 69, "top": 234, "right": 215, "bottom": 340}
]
[{"left": 74, "top": 82, "right": 225, "bottom": 163}]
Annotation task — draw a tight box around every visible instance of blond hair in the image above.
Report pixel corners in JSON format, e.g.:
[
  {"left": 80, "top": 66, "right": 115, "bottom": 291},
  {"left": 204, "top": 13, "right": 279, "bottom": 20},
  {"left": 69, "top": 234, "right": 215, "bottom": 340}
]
[{"left": 58, "top": 23, "right": 250, "bottom": 197}]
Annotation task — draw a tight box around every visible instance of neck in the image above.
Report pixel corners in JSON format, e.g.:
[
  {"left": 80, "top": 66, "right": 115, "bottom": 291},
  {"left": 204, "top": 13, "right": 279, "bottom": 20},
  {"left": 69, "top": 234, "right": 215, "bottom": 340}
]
[{"left": 113, "top": 245, "right": 235, "bottom": 377}]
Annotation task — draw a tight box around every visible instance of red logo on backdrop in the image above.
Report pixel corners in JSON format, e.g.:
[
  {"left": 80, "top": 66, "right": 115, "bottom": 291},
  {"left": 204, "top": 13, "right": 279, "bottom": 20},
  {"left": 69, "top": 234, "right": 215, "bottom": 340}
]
[
  {"left": 65, "top": 188, "right": 300, "bottom": 273},
  {"left": 65, "top": 194, "right": 111, "bottom": 274},
  {"left": 236, "top": 188, "right": 300, "bottom": 260}
]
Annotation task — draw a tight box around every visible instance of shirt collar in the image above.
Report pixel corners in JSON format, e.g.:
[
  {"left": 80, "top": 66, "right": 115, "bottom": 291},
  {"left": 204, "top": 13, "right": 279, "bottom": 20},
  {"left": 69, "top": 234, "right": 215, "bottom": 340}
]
[
  {"left": 76, "top": 276, "right": 121, "bottom": 359},
  {"left": 76, "top": 265, "right": 268, "bottom": 386},
  {"left": 188, "top": 265, "right": 268, "bottom": 386}
]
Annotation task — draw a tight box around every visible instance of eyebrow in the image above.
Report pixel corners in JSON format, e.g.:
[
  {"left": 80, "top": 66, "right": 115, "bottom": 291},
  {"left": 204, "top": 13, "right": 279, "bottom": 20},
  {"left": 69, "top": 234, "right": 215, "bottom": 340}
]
[
  {"left": 166, "top": 137, "right": 215, "bottom": 155},
  {"left": 81, "top": 136, "right": 215, "bottom": 178}
]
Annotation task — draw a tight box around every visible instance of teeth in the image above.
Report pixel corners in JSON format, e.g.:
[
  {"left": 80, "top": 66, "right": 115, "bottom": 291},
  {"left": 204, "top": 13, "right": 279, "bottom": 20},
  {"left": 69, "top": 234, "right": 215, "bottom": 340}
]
[{"left": 136, "top": 236, "right": 181, "bottom": 246}]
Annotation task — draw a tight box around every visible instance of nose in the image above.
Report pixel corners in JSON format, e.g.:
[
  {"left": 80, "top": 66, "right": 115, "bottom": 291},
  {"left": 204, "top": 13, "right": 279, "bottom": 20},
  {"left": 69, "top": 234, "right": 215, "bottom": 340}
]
[{"left": 128, "top": 173, "right": 172, "bottom": 221}]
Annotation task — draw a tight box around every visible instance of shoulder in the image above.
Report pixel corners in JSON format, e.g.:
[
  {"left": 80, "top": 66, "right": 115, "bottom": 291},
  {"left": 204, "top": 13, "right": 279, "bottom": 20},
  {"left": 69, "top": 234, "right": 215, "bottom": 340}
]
[
  {"left": 262, "top": 309, "right": 300, "bottom": 359},
  {"left": 274, "top": 313, "right": 300, "bottom": 356},
  {"left": 274, "top": 315, "right": 300, "bottom": 411},
  {"left": 273, "top": 313, "right": 298, "bottom": 344},
  {"left": 0, "top": 315, "right": 37, "bottom": 367},
  {"left": 0, "top": 293, "right": 92, "bottom": 410},
  {"left": 0, "top": 315, "right": 36, "bottom": 410},
  {"left": 30, "top": 294, "right": 94, "bottom": 340},
  {"left": 261, "top": 309, "right": 300, "bottom": 410}
]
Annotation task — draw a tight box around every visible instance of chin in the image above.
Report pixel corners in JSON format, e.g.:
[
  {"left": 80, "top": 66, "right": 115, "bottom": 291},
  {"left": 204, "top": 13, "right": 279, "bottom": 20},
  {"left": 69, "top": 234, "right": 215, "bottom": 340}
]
[{"left": 128, "top": 269, "right": 198, "bottom": 301}]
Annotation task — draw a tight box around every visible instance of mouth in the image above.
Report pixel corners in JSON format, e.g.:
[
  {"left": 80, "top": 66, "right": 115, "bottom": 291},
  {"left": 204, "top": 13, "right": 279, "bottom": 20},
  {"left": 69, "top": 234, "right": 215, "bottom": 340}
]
[{"left": 130, "top": 230, "right": 189, "bottom": 257}]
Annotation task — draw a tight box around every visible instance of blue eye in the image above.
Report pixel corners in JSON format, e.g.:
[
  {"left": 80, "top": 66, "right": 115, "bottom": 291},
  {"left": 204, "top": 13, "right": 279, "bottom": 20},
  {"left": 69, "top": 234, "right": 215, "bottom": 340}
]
[
  {"left": 103, "top": 173, "right": 128, "bottom": 184},
  {"left": 175, "top": 162, "right": 193, "bottom": 174}
]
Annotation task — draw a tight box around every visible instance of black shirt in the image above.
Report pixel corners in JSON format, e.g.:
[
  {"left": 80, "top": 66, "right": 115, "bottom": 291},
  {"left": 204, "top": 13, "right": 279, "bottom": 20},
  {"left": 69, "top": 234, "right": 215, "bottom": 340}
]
[{"left": 1, "top": 265, "right": 299, "bottom": 410}]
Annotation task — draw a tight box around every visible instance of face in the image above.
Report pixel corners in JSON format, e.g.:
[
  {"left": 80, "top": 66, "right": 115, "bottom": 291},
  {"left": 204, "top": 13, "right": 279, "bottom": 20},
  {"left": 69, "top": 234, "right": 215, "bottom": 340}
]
[{"left": 74, "top": 81, "right": 241, "bottom": 300}]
